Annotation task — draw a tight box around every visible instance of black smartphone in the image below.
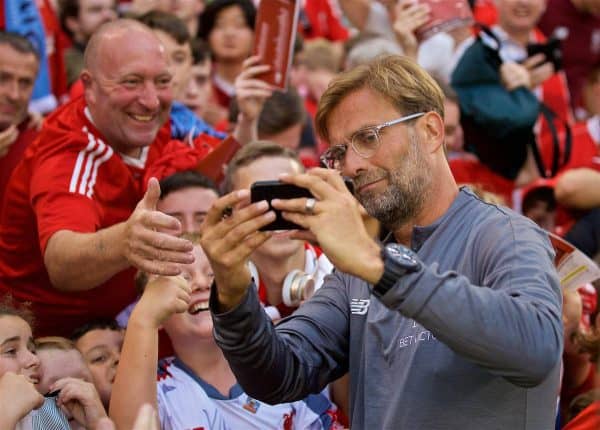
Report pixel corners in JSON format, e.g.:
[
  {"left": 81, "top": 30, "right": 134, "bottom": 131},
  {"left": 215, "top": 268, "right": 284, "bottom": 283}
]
[
  {"left": 526, "top": 38, "right": 562, "bottom": 71},
  {"left": 250, "top": 179, "right": 354, "bottom": 231}
]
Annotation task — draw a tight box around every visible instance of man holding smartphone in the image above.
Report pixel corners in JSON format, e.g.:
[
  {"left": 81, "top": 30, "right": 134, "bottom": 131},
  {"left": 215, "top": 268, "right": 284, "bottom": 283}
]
[{"left": 200, "top": 55, "right": 562, "bottom": 428}]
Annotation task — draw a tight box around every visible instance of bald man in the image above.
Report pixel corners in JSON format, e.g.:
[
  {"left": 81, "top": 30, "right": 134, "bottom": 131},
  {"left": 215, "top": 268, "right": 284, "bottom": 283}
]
[{"left": 0, "top": 19, "right": 268, "bottom": 336}]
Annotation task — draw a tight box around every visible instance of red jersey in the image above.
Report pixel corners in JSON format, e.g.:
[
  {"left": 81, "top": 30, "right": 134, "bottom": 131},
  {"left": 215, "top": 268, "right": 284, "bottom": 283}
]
[
  {"left": 0, "top": 118, "right": 39, "bottom": 211},
  {"left": 299, "top": 0, "right": 349, "bottom": 42},
  {"left": 449, "top": 156, "right": 515, "bottom": 205},
  {"left": 539, "top": 0, "right": 600, "bottom": 113},
  {"left": 563, "top": 401, "right": 600, "bottom": 430},
  {"left": 0, "top": 97, "right": 228, "bottom": 336}
]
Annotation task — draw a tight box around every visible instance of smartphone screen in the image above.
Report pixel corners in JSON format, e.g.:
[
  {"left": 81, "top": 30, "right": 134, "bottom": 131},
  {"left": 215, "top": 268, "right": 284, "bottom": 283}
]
[{"left": 250, "top": 179, "right": 354, "bottom": 231}]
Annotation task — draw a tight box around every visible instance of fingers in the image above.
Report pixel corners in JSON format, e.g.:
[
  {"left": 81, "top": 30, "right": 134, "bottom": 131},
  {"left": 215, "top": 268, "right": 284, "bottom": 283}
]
[
  {"left": 522, "top": 53, "right": 546, "bottom": 69},
  {"left": 204, "top": 190, "right": 250, "bottom": 225},
  {"left": 280, "top": 210, "right": 312, "bottom": 231},
  {"left": 128, "top": 254, "right": 184, "bottom": 277},
  {"left": 395, "top": 1, "right": 430, "bottom": 29},
  {"left": 204, "top": 201, "right": 275, "bottom": 257},
  {"left": 278, "top": 169, "right": 344, "bottom": 200},
  {"left": 0, "top": 125, "right": 18, "bottom": 156},
  {"left": 139, "top": 178, "right": 161, "bottom": 211},
  {"left": 133, "top": 230, "right": 194, "bottom": 258},
  {"left": 529, "top": 62, "right": 554, "bottom": 88},
  {"left": 52, "top": 378, "right": 99, "bottom": 409},
  {"left": 156, "top": 275, "right": 192, "bottom": 310},
  {"left": 500, "top": 62, "right": 531, "bottom": 90},
  {"left": 307, "top": 168, "right": 353, "bottom": 194},
  {"left": 241, "top": 55, "right": 263, "bottom": 70}
]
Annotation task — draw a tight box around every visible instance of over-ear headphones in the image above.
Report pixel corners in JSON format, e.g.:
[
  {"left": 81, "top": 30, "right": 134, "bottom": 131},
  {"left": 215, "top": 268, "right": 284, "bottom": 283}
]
[
  {"left": 248, "top": 261, "right": 317, "bottom": 308},
  {"left": 281, "top": 269, "right": 316, "bottom": 307}
]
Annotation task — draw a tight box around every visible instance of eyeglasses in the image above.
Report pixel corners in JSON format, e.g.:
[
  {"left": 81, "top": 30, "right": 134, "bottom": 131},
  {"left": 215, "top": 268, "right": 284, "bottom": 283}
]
[{"left": 320, "top": 112, "right": 425, "bottom": 170}]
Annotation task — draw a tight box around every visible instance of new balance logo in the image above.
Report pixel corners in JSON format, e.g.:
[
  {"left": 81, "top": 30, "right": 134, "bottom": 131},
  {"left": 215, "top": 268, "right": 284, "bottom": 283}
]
[{"left": 350, "top": 299, "right": 370, "bottom": 315}]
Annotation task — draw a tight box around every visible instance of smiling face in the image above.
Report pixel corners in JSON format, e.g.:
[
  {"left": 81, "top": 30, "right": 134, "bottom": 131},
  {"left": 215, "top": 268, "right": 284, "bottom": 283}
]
[
  {"left": 328, "top": 87, "right": 432, "bottom": 230},
  {"left": 74, "top": 328, "right": 123, "bottom": 408},
  {"left": 496, "top": 0, "right": 547, "bottom": 35},
  {"left": 0, "top": 315, "right": 40, "bottom": 385},
  {"left": 0, "top": 44, "right": 38, "bottom": 130},
  {"left": 163, "top": 245, "right": 215, "bottom": 345},
  {"left": 83, "top": 26, "right": 173, "bottom": 156}
]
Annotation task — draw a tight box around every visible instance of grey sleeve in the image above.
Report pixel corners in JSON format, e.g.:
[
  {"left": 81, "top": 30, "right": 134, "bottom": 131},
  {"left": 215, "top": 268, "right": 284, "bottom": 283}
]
[
  {"left": 210, "top": 276, "right": 350, "bottom": 404},
  {"left": 380, "top": 218, "right": 563, "bottom": 388}
]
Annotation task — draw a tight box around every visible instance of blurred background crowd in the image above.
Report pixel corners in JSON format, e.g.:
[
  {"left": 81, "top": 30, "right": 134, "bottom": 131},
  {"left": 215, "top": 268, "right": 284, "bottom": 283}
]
[{"left": 0, "top": 0, "right": 598, "bottom": 428}]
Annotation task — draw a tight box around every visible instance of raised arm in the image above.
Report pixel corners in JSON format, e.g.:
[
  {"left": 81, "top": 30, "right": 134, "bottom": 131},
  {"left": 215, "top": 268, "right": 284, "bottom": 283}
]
[
  {"left": 109, "top": 275, "right": 191, "bottom": 429},
  {"left": 44, "top": 178, "right": 194, "bottom": 292},
  {"left": 231, "top": 56, "right": 274, "bottom": 147},
  {"left": 338, "top": 0, "right": 372, "bottom": 31}
]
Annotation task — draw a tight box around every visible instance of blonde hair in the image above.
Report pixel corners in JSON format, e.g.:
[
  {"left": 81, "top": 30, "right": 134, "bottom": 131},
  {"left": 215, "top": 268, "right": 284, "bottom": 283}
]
[
  {"left": 302, "top": 38, "right": 341, "bottom": 73},
  {"left": 315, "top": 55, "right": 444, "bottom": 144},
  {"left": 35, "top": 336, "right": 76, "bottom": 352}
]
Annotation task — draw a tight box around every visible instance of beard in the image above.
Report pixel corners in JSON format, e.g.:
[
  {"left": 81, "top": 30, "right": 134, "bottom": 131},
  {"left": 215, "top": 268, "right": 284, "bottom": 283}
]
[{"left": 354, "top": 133, "right": 431, "bottom": 230}]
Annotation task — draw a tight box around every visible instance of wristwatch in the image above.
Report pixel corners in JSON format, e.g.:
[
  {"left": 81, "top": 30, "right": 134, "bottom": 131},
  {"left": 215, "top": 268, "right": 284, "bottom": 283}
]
[{"left": 372, "top": 243, "right": 421, "bottom": 298}]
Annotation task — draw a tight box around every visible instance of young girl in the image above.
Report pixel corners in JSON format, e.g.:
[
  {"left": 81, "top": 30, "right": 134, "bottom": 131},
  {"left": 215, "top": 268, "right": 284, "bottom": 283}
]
[
  {"left": 0, "top": 301, "right": 44, "bottom": 429},
  {"left": 0, "top": 300, "right": 110, "bottom": 430}
]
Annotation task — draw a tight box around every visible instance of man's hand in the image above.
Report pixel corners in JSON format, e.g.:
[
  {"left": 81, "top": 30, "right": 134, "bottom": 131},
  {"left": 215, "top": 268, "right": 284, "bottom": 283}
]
[
  {"left": 132, "top": 275, "right": 191, "bottom": 328},
  {"left": 199, "top": 190, "right": 275, "bottom": 310},
  {"left": 27, "top": 111, "right": 44, "bottom": 131},
  {"left": 500, "top": 61, "right": 532, "bottom": 91},
  {"left": 392, "top": 0, "right": 431, "bottom": 59},
  {"left": 0, "top": 372, "right": 44, "bottom": 427},
  {"left": 122, "top": 178, "right": 195, "bottom": 276},
  {"left": 232, "top": 56, "right": 274, "bottom": 145},
  {"left": 522, "top": 53, "right": 554, "bottom": 88},
  {"left": 52, "top": 378, "right": 107, "bottom": 429},
  {"left": 272, "top": 169, "right": 383, "bottom": 284},
  {"left": 501, "top": 54, "right": 554, "bottom": 91},
  {"left": 0, "top": 125, "right": 18, "bottom": 157}
]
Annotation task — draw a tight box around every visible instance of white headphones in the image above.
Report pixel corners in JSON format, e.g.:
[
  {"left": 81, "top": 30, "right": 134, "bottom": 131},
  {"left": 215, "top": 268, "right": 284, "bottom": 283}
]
[
  {"left": 248, "top": 261, "right": 317, "bottom": 308},
  {"left": 248, "top": 245, "right": 330, "bottom": 310}
]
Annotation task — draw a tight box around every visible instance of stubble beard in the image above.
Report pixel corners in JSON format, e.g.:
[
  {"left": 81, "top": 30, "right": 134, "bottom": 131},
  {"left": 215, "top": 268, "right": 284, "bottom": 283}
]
[{"left": 356, "top": 134, "right": 431, "bottom": 231}]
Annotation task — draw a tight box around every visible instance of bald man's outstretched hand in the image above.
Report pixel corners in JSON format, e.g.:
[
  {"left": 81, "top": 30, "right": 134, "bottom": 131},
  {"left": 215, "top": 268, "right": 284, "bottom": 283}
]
[
  {"left": 121, "top": 178, "right": 195, "bottom": 275},
  {"left": 44, "top": 178, "right": 194, "bottom": 292}
]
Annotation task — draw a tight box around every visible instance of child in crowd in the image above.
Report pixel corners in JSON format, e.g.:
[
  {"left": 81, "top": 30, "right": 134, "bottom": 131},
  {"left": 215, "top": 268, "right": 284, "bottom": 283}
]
[
  {"left": 0, "top": 301, "right": 43, "bottom": 429},
  {"left": 35, "top": 336, "right": 106, "bottom": 430},
  {"left": 0, "top": 300, "right": 108, "bottom": 429},
  {"left": 110, "top": 239, "right": 341, "bottom": 429},
  {"left": 71, "top": 320, "right": 124, "bottom": 410}
]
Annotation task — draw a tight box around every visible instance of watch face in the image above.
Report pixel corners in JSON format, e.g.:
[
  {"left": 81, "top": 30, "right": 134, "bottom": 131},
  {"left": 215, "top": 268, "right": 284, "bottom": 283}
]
[{"left": 386, "top": 244, "right": 420, "bottom": 270}]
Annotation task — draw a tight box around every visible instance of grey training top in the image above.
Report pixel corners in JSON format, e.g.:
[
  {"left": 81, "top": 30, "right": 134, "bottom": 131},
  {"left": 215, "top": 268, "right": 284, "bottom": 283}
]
[{"left": 211, "top": 187, "right": 563, "bottom": 430}]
